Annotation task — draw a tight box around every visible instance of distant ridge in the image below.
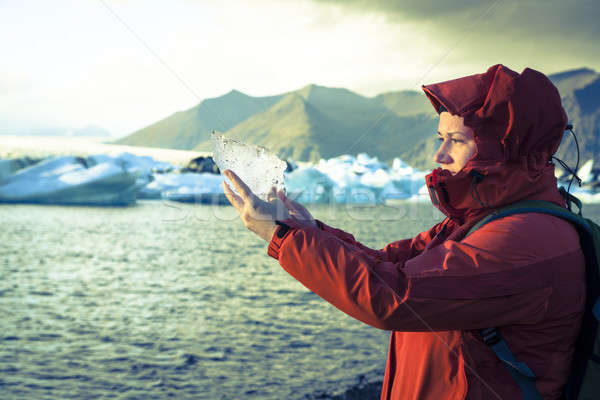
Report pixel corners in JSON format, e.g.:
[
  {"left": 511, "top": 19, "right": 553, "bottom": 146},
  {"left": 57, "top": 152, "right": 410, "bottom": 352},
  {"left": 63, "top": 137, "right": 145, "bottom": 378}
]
[
  {"left": 117, "top": 82, "right": 439, "bottom": 163},
  {"left": 548, "top": 68, "right": 600, "bottom": 168},
  {"left": 193, "top": 86, "right": 438, "bottom": 162},
  {"left": 116, "top": 90, "right": 281, "bottom": 149},
  {"left": 116, "top": 67, "right": 600, "bottom": 169},
  {"left": 195, "top": 92, "right": 344, "bottom": 161},
  {"left": 549, "top": 68, "right": 597, "bottom": 86}
]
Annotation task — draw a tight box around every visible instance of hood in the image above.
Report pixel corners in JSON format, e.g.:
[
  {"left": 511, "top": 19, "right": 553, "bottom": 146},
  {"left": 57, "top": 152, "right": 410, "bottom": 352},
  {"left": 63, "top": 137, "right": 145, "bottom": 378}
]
[{"left": 422, "top": 64, "right": 567, "bottom": 224}]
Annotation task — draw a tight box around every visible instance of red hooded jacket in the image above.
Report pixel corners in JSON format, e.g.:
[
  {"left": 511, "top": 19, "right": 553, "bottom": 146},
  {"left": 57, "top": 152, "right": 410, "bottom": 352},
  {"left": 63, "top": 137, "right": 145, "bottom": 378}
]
[{"left": 267, "top": 65, "right": 585, "bottom": 399}]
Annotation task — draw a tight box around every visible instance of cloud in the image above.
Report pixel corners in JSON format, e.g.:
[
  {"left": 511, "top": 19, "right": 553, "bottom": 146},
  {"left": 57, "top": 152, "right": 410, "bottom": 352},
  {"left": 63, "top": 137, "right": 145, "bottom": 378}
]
[
  {"left": 1, "top": 0, "right": 598, "bottom": 136},
  {"left": 312, "top": 0, "right": 485, "bottom": 19},
  {"left": 308, "top": 0, "right": 600, "bottom": 77},
  {"left": 311, "top": 0, "right": 599, "bottom": 36}
]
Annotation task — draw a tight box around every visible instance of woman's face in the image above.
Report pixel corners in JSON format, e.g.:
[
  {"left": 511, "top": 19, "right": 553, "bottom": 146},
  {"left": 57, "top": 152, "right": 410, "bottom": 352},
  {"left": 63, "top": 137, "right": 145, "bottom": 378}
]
[{"left": 433, "top": 112, "right": 477, "bottom": 175}]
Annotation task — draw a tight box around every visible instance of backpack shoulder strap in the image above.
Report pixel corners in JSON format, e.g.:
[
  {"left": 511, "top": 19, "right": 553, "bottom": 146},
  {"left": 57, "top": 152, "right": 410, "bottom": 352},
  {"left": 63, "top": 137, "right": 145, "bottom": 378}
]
[
  {"left": 464, "top": 200, "right": 593, "bottom": 240},
  {"left": 480, "top": 327, "right": 543, "bottom": 400}
]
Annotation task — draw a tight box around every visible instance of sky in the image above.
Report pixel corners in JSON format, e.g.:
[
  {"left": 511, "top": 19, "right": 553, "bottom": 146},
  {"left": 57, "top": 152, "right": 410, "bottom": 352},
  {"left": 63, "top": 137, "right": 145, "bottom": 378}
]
[{"left": 0, "top": 0, "right": 598, "bottom": 138}]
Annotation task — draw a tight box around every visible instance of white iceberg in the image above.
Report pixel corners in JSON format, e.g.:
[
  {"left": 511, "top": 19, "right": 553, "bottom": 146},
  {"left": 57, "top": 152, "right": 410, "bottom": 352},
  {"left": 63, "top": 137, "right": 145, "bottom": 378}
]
[
  {"left": 284, "top": 167, "right": 336, "bottom": 203},
  {"left": 7, "top": 150, "right": 598, "bottom": 208},
  {"left": 0, "top": 157, "right": 39, "bottom": 180},
  {"left": 283, "top": 153, "right": 428, "bottom": 204},
  {"left": 0, "top": 154, "right": 155, "bottom": 205},
  {"left": 131, "top": 150, "right": 429, "bottom": 205},
  {"left": 140, "top": 172, "right": 228, "bottom": 204}
]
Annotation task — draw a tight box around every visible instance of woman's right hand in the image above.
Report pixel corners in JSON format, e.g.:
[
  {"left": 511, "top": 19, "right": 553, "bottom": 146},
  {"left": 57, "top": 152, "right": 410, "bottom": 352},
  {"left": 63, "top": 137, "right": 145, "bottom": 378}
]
[{"left": 269, "top": 187, "right": 317, "bottom": 228}]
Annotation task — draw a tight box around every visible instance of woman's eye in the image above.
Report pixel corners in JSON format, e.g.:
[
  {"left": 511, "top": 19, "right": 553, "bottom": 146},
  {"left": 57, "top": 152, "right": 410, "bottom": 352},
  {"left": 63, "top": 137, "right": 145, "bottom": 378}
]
[
  {"left": 451, "top": 139, "right": 463, "bottom": 144},
  {"left": 437, "top": 137, "right": 444, "bottom": 142}
]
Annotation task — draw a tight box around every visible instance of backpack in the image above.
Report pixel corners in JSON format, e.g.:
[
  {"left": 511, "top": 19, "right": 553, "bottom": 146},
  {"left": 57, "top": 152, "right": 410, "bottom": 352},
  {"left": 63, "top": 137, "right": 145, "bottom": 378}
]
[{"left": 464, "top": 197, "right": 600, "bottom": 400}]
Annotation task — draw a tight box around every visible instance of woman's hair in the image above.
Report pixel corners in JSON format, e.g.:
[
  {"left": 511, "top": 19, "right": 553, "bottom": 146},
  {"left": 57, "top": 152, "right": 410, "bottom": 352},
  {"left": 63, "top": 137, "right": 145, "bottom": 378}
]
[{"left": 438, "top": 105, "right": 447, "bottom": 113}]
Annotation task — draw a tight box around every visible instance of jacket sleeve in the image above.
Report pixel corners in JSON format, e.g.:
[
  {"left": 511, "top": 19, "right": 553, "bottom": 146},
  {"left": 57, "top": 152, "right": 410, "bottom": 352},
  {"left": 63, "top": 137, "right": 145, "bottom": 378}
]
[
  {"left": 314, "top": 218, "right": 440, "bottom": 264},
  {"left": 268, "top": 214, "right": 585, "bottom": 332}
]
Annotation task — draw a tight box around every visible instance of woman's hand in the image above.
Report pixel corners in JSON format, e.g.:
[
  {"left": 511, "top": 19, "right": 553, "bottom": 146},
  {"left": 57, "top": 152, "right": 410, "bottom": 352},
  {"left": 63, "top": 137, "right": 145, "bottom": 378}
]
[
  {"left": 222, "top": 169, "right": 291, "bottom": 242},
  {"left": 273, "top": 188, "right": 317, "bottom": 229}
]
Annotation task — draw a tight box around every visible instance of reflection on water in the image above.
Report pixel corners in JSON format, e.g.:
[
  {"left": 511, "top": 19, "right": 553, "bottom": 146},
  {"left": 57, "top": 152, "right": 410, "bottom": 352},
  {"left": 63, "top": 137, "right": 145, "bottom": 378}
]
[{"left": 2, "top": 201, "right": 595, "bottom": 399}]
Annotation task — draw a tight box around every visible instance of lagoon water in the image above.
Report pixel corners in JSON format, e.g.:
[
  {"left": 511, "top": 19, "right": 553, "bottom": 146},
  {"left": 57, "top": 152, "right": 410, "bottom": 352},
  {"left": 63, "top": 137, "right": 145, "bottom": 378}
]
[{"left": 2, "top": 201, "right": 598, "bottom": 399}]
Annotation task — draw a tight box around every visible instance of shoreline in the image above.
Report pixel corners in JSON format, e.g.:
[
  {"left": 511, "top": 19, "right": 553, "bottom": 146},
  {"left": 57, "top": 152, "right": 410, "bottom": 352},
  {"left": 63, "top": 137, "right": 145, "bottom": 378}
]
[{"left": 0, "top": 135, "right": 208, "bottom": 166}]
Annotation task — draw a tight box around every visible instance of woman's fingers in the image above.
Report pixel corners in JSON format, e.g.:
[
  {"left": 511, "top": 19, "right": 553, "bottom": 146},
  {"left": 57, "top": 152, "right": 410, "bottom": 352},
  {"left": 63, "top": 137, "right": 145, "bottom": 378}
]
[
  {"left": 285, "top": 195, "right": 306, "bottom": 213},
  {"left": 279, "top": 193, "right": 300, "bottom": 214},
  {"left": 276, "top": 190, "right": 313, "bottom": 221},
  {"left": 222, "top": 181, "right": 243, "bottom": 210},
  {"left": 267, "top": 186, "right": 277, "bottom": 202},
  {"left": 277, "top": 189, "right": 288, "bottom": 205},
  {"left": 224, "top": 169, "right": 253, "bottom": 201},
  {"left": 276, "top": 190, "right": 300, "bottom": 218}
]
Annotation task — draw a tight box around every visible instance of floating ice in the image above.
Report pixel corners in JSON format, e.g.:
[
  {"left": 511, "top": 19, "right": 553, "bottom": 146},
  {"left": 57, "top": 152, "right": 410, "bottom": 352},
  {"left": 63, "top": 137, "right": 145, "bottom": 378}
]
[
  {"left": 283, "top": 153, "right": 429, "bottom": 204},
  {"left": 139, "top": 172, "right": 225, "bottom": 199},
  {"left": 211, "top": 132, "right": 286, "bottom": 201},
  {"left": 0, "top": 155, "right": 152, "bottom": 205}
]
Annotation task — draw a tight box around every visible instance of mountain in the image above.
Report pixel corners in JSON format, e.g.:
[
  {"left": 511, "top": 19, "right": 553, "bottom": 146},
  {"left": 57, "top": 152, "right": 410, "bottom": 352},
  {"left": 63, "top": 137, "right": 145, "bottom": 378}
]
[
  {"left": 550, "top": 68, "right": 600, "bottom": 170},
  {"left": 118, "top": 82, "right": 438, "bottom": 163},
  {"left": 116, "top": 68, "right": 599, "bottom": 170},
  {"left": 195, "top": 92, "right": 344, "bottom": 161},
  {"left": 69, "top": 125, "right": 112, "bottom": 138},
  {"left": 194, "top": 85, "right": 438, "bottom": 163},
  {"left": 116, "top": 89, "right": 281, "bottom": 149},
  {"left": 374, "top": 90, "right": 434, "bottom": 116},
  {"left": 549, "top": 68, "right": 598, "bottom": 95},
  {"left": 5, "top": 124, "right": 113, "bottom": 138}
]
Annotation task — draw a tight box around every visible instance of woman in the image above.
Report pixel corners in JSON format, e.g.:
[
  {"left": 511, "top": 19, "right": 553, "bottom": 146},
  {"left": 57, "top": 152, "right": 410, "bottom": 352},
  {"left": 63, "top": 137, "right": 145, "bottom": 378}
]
[{"left": 222, "top": 64, "right": 585, "bottom": 399}]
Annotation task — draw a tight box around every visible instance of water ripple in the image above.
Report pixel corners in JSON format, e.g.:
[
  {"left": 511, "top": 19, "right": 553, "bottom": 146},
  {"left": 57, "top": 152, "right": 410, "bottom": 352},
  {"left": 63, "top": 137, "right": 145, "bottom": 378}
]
[{"left": 0, "top": 201, "right": 468, "bottom": 399}]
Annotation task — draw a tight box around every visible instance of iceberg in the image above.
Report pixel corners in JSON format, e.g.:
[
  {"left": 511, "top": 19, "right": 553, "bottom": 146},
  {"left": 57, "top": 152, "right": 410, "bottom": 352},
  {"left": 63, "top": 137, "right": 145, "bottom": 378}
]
[
  {"left": 140, "top": 172, "right": 228, "bottom": 204},
  {"left": 88, "top": 153, "right": 174, "bottom": 174},
  {"left": 8, "top": 149, "right": 598, "bottom": 208},
  {"left": 283, "top": 153, "right": 428, "bottom": 204},
  {"left": 285, "top": 167, "right": 336, "bottom": 203},
  {"left": 211, "top": 132, "right": 286, "bottom": 201},
  {"left": 0, "top": 157, "right": 39, "bottom": 180},
  {"left": 0, "top": 154, "right": 155, "bottom": 206}
]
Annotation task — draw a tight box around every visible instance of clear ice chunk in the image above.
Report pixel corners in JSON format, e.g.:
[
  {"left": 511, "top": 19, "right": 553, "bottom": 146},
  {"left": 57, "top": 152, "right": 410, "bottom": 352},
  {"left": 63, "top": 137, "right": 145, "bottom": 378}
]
[{"left": 211, "top": 132, "right": 286, "bottom": 201}]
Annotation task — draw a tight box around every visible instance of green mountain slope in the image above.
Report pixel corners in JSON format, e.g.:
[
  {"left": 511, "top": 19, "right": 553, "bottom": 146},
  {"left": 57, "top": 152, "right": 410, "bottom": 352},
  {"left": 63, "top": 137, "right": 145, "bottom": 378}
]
[
  {"left": 296, "top": 84, "right": 384, "bottom": 123},
  {"left": 194, "top": 88, "right": 438, "bottom": 163},
  {"left": 374, "top": 90, "right": 435, "bottom": 116},
  {"left": 195, "top": 92, "right": 347, "bottom": 162},
  {"left": 116, "top": 90, "right": 281, "bottom": 149}
]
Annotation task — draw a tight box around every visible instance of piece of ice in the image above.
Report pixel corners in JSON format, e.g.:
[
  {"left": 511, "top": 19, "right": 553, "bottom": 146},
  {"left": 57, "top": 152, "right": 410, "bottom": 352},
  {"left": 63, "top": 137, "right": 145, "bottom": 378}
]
[{"left": 211, "top": 132, "right": 286, "bottom": 201}]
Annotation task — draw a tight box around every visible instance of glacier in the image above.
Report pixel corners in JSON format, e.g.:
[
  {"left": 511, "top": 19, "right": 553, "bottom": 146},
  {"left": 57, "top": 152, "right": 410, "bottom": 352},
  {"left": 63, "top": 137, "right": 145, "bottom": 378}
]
[
  {"left": 0, "top": 155, "right": 152, "bottom": 205},
  {"left": 1, "top": 150, "right": 599, "bottom": 206},
  {"left": 285, "top": 154, "right": 427, "bottom": 204}
]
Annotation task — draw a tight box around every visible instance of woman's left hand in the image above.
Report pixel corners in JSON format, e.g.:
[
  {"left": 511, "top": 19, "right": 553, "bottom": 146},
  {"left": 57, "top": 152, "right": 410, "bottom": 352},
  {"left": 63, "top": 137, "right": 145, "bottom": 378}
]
[{"left": 222, "top": 169, "right": 291, "bottom": 242}]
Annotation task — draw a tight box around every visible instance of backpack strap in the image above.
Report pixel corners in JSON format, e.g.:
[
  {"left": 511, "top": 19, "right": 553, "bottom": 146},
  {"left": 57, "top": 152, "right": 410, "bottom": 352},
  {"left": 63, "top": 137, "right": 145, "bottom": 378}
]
[
  {"left": 480, "top": 328, "right": 543, "bottom": 400},
  {"left": 465, "top": 200, "right": 593, "bottom": 240}
]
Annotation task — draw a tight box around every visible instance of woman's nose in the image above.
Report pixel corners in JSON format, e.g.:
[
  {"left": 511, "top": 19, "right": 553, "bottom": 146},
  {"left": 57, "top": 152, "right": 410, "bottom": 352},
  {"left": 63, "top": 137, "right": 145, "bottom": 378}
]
[{"left": 433, "top": 142, "right": 452, "bottom": 164}]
